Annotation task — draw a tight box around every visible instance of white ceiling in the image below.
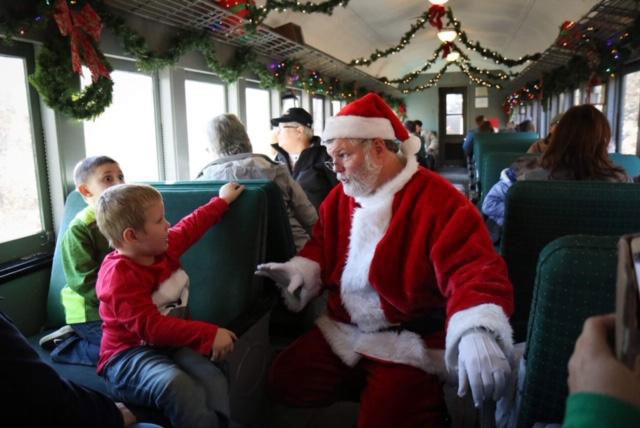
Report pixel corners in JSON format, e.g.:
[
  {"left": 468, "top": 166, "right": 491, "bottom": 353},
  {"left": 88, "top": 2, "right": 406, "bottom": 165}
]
[{"left": 263, "top": 0, "right": 601, "bottom": 81}]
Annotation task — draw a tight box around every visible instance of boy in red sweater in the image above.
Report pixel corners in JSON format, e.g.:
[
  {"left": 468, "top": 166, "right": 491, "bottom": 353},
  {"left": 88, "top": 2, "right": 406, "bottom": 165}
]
[{"left": 95, "top": 182, "right": 244, "bottom": 428}]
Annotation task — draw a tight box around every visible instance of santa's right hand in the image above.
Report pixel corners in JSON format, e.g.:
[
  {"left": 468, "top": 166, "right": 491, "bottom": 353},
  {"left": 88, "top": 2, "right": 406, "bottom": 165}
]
[{"left": 255, "top": 262, "right": 304, "bottom": 294}]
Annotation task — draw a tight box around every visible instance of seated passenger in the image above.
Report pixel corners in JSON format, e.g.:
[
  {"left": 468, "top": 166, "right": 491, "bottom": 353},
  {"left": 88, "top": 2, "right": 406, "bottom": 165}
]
[
  {"left": 482, "top": 104, "right": 628, "bottom": 228},
  {"left": 425, "top": 129, "right": 439, "bottom": 170},
  {"left": 40, "top": 156, "right": 124, "bottom": 366},
  {"left": 95, "top": 182, "right": 244, "bottom": 428},
  {"left": 462, "top": 114, "right": 485, "bottom": 158},
  {"left": 516, "top": 119, "right": 535, "bottom": 133},
  {"left": 257, "top": 93, "right": 514, "bottom": 427},
  {"left": 197, "top": 113, "right": 318, "bottom": 251},
  {"left": 1, "top": 310, "right": 139, "bottom": 427},
  {"left": 405, "top": 119, "right": 430, "bottom": 168},
  {"left": 270, "top": 107, "right": 338, "bottom": 209},
  {"left": 528, "top": 113, "right": 563, "bottom": 154},
  {"left": 565, "top": 314, "right": 640, "bottom": 427},
  {"left": 479, "top": 120, "right": 495, "bottom": 134}
]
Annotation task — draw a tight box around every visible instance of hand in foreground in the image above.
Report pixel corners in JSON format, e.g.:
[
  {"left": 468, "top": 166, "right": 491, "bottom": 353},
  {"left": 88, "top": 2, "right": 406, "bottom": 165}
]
[
  {"left": 116, "top": 402, "right": 137, "bottom": 427},
  {"left": 457, "top": 330, "right": 511, "bottom": 407},
  {"left": 255, "top": 262, "right": 304, "bottom": 295},
  {"left": 219, "top": 182, "right": 245, "bottom": 204},
  {"left": 568, "top": 314, "right": 640, "bottom": 407},
  {"left": 211, "top": 328, "right": 237, "bottom": 361}
]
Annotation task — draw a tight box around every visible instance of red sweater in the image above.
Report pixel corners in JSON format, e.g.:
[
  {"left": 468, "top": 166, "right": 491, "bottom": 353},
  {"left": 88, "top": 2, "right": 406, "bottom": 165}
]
[{"left": 96, "top": 197, "right": 229, "bottom": 373}]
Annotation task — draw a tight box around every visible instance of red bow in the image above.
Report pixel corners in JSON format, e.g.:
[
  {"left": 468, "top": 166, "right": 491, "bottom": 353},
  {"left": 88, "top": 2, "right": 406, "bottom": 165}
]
[
  {"left": 54, "top": 0, "right": 110, "bottom": 82},
  {"left": 441, "top": 42, "right": 453, "bottom": 58},
  {"left": 428, "top": 5, "right": 446, "bottom": 31}
]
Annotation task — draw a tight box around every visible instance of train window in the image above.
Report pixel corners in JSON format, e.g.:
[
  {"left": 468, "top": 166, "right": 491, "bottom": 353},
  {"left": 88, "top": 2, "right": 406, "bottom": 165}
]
[
  {"left": 244, "top": 85, "right": 272, "bottom": 156},
  {"left": 0, "top": 44, "right": 52, "bottom": 263},
  {"left": 331, "top": 100, "right": 342, "bottom": 116},
  {"left": 185, "top": 76, "right": 226, "bottom": 178},
  {"left": 589, "top": 84, "right": 605, "bottom": 111},
  {"left": 281, "top": 89, "right": 301, "bottom": 111},
  {"left": 573, "top": 88, "right": 582, "bottom": 106},
  {"left": 620, "top": 71, "right": 640, "bottom": 155},
  {"left": 445, "top": 93, "right": 464, "bottom": 135},
  {"left": 312, "top": 97, "right": 325, "bottom": 136},
  {"left": 81, "top": 65, "right": 160, "bottom": 182}
]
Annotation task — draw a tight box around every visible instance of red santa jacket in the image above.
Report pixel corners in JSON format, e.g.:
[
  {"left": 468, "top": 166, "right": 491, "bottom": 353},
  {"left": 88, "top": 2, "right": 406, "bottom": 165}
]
[{"left": 288, "top": 155, "right": 514, "bottom": 373}]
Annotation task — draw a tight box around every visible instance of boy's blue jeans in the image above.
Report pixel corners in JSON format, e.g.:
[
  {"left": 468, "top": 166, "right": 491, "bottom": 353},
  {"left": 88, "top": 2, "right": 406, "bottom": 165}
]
[
  {"left": 51, "top": 321, "right": 102, "bottom": 366},
  {"left": 103, "top": 346, "right": 230, "bottom": 428}
]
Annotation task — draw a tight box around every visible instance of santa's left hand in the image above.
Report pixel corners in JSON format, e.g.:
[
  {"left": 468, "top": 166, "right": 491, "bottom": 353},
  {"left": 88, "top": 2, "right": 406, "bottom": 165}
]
[{"left": 457, "top": 329, "right": 510, "bottom": 407}]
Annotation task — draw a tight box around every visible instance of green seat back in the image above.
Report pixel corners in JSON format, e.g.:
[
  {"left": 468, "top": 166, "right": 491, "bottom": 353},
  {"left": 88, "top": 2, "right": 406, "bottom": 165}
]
[
  {"left": 150, "top": 180, "right": 296, "bottom": 263},
  {"left": 46, "top": 182, "right": 273, "bottom": 328},
  {"left": 500, "top": 180, "right": 640, "bottom": 342},
  {"left": 474, "top": 134, "right": 538, "bottom": 181},
  {"left": 609, "top": 153, "right": 640, "bottom": 177},
  {"left": 46, "top": 191, "right": 88, "bottom": 328},
  {"left": 517, "top": 235, "right": 618, "bottom": 428},
  {"left": 479, "top": 152, "right": 539, "bottom": 204}
]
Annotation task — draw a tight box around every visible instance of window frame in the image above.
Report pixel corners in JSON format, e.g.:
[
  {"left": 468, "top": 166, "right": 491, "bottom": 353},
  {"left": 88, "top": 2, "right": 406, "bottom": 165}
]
[{"left": 0, "top": 41, "right": 54, "bottom": 264}]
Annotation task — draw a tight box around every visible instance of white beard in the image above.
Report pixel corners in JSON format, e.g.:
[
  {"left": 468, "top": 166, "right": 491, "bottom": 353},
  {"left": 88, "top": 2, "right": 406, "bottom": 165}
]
[{"left": 338, "top": 149, "right": 382, "bottom": 198}]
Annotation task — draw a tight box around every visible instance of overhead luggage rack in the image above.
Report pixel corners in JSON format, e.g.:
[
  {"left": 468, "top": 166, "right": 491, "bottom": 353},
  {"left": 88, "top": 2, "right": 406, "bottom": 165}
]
[
  {"left": 104, "top": 0, "right": 401, "bottom": 96},
  {"left": 508, "top": 0, "right": 640, "bottom": 90}
]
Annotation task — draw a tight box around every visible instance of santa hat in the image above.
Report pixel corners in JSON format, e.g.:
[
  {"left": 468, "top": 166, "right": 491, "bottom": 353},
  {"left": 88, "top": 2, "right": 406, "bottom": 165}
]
[{"left": 322, "top": 93, "right": 421, "bottom": 155}]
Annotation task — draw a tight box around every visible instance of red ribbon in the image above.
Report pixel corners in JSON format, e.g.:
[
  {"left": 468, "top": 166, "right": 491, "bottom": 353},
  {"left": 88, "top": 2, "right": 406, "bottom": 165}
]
[
  {"left": 441, "top": 42, "right": 453, "bottom": 58},
  {"left": 428, "top": 5, "right": 446, "bottom": 31},
  {"left": 54, "top": 0, "right": 110, "bottom": 82}
]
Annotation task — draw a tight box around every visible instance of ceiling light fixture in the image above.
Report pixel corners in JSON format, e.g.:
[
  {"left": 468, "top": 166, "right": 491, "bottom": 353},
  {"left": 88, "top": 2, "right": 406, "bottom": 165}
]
[
  {"left": 437, "top": 28, "right": 457, "bottom": 42},
  {"left": 446, "top": 51, "right": 460, "bottom": 62},
  {"left": 429, "top": 0, "right": 449, "bottom": 5}
]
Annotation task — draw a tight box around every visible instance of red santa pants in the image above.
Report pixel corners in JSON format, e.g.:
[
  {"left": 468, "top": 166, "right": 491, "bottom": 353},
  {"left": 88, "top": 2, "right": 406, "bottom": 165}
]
[{"left": 268, "top": 326, "right": 449, "bottom": 428}]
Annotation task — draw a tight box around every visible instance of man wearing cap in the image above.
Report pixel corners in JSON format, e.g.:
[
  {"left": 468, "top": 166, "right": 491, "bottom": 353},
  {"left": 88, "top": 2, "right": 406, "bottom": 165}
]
[
  {"left": 257, "top": 93, "right": 513, "bottom": 427},
  {"left": 271, "top": 107, "right": 338, "bottom": 209}
]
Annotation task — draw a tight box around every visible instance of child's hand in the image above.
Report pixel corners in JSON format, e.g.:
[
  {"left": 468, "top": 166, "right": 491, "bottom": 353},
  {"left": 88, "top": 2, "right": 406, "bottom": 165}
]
[
  {"left": 219, "top": 182, "right": 245, "bottom": 205},
  {"left": 211, "top": 328, "right": 237, "bottom": 361}
]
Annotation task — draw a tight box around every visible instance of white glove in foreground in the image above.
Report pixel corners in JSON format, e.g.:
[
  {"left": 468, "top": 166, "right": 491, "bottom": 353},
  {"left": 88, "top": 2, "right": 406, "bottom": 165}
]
[
  {"left": 255, "top": 262, "right": 303, "bottom": 294},
  {"left": 457, "top": 330, "right": 510, "bottom": 407}
]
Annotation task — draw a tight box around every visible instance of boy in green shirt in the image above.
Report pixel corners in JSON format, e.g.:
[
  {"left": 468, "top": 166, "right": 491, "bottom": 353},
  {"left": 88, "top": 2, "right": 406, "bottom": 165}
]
[{"left": 40, "top": 156, "right": 124, "bottom": 365}]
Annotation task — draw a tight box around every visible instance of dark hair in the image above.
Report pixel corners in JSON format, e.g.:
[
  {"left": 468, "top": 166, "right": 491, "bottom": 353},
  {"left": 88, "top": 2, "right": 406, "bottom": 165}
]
[
  {"left": 478, "top": 121, "right": 494, "bottom": 133},
  {"left": 73, "top": 156, "right": 118, "bottom": 186},
  {"left": 414, "top": 120, "right": 423, "bottom": 127},
  {"left": 542, "top": 104, "right": 626, "bottom": 180},
  {"left": 475, "top": 115, "right": 485, "bottom": 126},
  {"left": 516, "top": 120, "right": 535, "bottom": 132},
  {"left": 404, "top": 120, "right": 417, "bottom": 134}
]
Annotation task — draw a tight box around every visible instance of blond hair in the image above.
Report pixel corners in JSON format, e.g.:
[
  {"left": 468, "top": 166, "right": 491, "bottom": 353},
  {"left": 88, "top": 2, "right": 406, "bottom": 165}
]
[{"left": 96, "top": 184, "right": 162, "bottom": 248}]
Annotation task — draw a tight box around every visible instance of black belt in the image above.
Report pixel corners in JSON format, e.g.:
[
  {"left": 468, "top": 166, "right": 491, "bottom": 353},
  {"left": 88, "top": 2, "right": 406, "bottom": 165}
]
[{"left": 380, "top": 308, "right": 446, "bottom": 336}]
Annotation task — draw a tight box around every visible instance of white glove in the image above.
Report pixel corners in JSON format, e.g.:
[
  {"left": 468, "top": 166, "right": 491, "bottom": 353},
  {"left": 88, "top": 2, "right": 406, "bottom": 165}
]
[
  {"left": 457, "top": 329, "right": 510, "bottom": 407},
  {"left": 255, "top": 262, "right": 305, "bottom": 310}
]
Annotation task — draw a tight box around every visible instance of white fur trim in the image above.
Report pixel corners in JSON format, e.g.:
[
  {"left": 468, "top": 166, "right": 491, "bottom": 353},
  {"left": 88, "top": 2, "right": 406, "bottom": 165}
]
[
  {"left": 403, "top": 135, "right": 422, "bottom": 156},
  {"left": 316, "top": 316, "right": 446, "bottom": 376},
  {"left": 322, "top": 116, "right": 396, "bottom": 141},
  {"left": 316, "top": 316, "right": 362, "bottom": 366},
  {"left": 445, "top": 303, "right": 514, "bottom": 371},
  {"left": 152, "top": 269, "right": 189, "bottom": 315},
  {"left": 279, "top": 256, "right": 322, "bottom": 312},
  {"left": 339, "top": 154, "right": 419, "bottom": 331}
]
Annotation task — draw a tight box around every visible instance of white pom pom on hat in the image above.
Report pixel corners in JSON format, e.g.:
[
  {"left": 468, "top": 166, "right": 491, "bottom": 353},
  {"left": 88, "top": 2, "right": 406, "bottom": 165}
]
[{"left": 322, "top": 93, "right": 419, "bottom": 155}]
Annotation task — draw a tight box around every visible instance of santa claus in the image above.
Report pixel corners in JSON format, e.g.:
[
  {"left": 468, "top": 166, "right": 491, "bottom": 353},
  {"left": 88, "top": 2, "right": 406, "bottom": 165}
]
[{"left": 256, "top": 92, "right": 514, "bottom": 427}]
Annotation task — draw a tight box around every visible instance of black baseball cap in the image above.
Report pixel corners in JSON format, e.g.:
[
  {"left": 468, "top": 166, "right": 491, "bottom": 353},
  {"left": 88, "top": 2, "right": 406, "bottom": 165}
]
[{"left": 271, "top": 107, "right": 313, "bottom": 128}]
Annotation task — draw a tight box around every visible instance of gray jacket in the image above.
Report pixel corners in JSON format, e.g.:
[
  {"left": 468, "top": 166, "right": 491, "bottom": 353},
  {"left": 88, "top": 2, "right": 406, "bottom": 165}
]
[{"left": 197, "top": 153, "right": 318, "bottom": 251}]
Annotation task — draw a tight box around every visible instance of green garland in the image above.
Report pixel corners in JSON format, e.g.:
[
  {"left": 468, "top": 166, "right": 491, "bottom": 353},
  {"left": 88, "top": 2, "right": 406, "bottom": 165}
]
[
  {"left": 246, "top": 0, "right": 351, "bottom": 29},
  {"left": 444, "top": 9, "right": 541, "bottom": 67},
  {"left": 349, "top": 9, "right": 431, "bottom": 67},
  {"left": 3, "top": 0, "right": 405, "bottom": 119},
  {"left": 29, "top": 34, "right": 113, "bottom": 120}
]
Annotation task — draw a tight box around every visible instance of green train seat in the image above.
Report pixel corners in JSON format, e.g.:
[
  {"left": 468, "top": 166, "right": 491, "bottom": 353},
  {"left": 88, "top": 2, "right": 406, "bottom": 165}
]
[
  {"left": 517, "top": 235, "right": 618, "bottom": 428},
  {"left": 479, "top": 152, "right": 539, "bottom": 204},
  {"left": 609, "top": 153, "right": 640, "bottom": 177},
  {"left": 500, "top": 180, "right": 640, "bottom": 342},
  {"left": 31, "top": 181, "right": 283, "bottom": 426}
]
